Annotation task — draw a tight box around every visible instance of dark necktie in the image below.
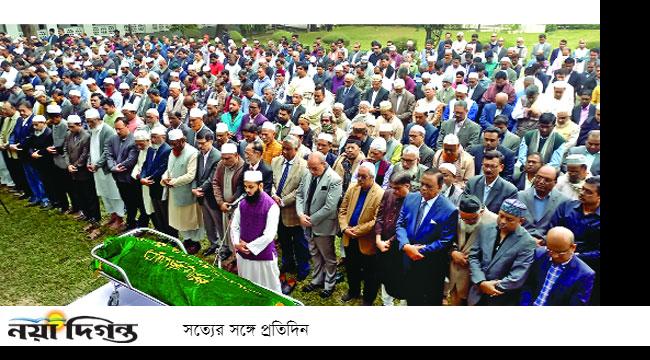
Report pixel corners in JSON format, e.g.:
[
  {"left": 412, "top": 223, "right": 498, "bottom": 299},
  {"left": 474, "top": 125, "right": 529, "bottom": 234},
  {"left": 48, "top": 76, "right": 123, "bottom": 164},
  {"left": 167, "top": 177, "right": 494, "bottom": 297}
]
[
  {"left": 344, "top": 87, "right": 349, "bottom": 97},
  {"left": 276, "top": 161, "right": 291, "bottom": 196},
  {"left": 305, "top": 176, "right": 318, "bottom": 215},
  {"left": 415, "top": 199, "right": 427, "bottom": 233}
]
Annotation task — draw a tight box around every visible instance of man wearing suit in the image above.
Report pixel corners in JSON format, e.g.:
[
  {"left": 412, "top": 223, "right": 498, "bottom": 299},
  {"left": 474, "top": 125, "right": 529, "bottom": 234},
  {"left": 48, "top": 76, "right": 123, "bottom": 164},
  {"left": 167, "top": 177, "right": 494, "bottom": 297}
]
[
  {"left": 467, "top": 128, "right": 515, "bottom": 181},
  {"left": 436, "top": 101, "right": 481, "bottom": 151},
  {"left": 362, "top": 74, "right": 390, "bottom": 116},
  {"left": 517, "top": 165, "right": 570, "bottom": 242},
  {"left": 468, "top": 198, "right": 536, "bottom": 305},
  {"left": 338, "top": 162, "right": 385, "bottom": 305},
  {"left": 407, "top": 125, "right": 435, "bottom": 168},
  {"left": 186, "top": 108, "right": 214, "bottom": 148},
  {"left": 565, "top": 130, "right": 599, "bottom": 176},
  {"left": 388, "top": 79, "right": 416, "bottom": 128},
  {"left": 347, "top": 42, "right": 366, "bottom": 66},
  {"left": 289, "top": 93, "right": 306, "bottom": 125},
  {"left": 140, "top": 126, "right": 174, "bottom": 237},
  {"left": 378, "top": 54, "right": 396, "bottom": 81},
  {"left": 261, "top": 87, "right": 281, "bottom": 123},
  {"left": 468, "top": 73, "right": 487, "bottom": 119},
  {"left": 396, "top": 169, "right": 458, "bottom": 305},
  {"left": 494, "top": 115, "right": 521, "bottom": 153},
  {"left": 296, "top": 152, "right": 343, "bottom": 299},
  {"left": 243, "top": 140, "right": 273, "bottom": 196},
  {"left": 520, "top": 226, "right": 595, "bottom": 306},
  {"left": 513, "top": 152, "right": 543, "bottom": 191},
  {"left": 106, "top": 119, "right": 146, "bottom": 230},
  {"left": 563, "top": 58, "right": 585, "bottom": 95},
  {"left": 571, "top": 91, "right": 596, "bottom": 127},
  {"left": 448, "top": 194, "right": 498, "bottom": 305},
  {"left": 192, "top": 132, "right": 222, "bottom": 256},
  {"left": 334, "top": 74, "right": 361, "bottom": 120},
  {"left": 272, "top": 136, "right": 310, "bottom": 294},
  {"left": 577, "top": 104, "right": 599, "bottom": 146},
  {"left": 464, "top": 150, "right": 518, "bottom": 214},
  {"left": 479, "top": 93, "right": 514, "bottom": 130},
  {"left": 403, "top": 107, "right": 439, "bottom": 150}
]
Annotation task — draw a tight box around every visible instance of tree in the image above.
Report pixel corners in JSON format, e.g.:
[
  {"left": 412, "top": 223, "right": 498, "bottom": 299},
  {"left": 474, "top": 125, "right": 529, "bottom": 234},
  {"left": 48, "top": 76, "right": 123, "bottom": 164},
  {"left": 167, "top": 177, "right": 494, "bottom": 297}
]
[
  {"left": 422, "top": 25, "right": 445, "bottom": 45},
  {"left": 20, "top": 25, "right": 37, "bottom": 38}
]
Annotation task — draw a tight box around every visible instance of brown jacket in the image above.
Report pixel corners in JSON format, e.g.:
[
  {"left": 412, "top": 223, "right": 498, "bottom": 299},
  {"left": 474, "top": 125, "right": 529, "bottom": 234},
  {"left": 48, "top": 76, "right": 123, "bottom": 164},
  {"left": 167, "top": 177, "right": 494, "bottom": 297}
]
[
  {"left": 271, "top": 154, "right": 308, "bottom": 227},
  {"left": 432, "top": 149, "right": 475, "bottom": 189},
  {"left": 338, "top": 182, "right": 384, "bottom": 256},
  {"left": 212, "top": 157, "right": 245, "bottom": 207}
]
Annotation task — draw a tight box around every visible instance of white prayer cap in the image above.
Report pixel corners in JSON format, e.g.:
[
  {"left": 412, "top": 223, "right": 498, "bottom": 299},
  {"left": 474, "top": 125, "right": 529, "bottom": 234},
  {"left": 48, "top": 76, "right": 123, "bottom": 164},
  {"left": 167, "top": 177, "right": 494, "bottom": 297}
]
[
  {"left": 119, "top": 61, "right": 130, "bottom": 68},
  {"left": 170, "top": 71, "right": 179, "bottom": 77},
  {"left": 421, "top": 72, "right": 432, "bottom": 80},
  {"left": 215, "top": 123, "right": 229, "bottom": 134},
  {"left": 393, "top": 79, "right": 405, "bottom": 89},
  {"left": 565, "top": 154, "right": 588, "bottom": 166},
  {"left": 402, "top": 144, "right": 419, "bottom": 156},
  {"left": 439, "top": 162, "right": 457, "bottom": 176},
  {"left": 333, "top": 102, "right": 345, "bottom": 110},
  {"left": 379, "top": 100, "right": 392, "bottom": 111},
  {"left": 189, "top": 108, "right": 205, "bottom": 118},
  {"left": 457, "top": 31, "right": 464, "bottom": 36},
  {"left": 28, "top": 66, "right": 37, "bottom": 72},
  {"left": 317, "top": 133, "right": 334, "bottom": 143},
  {"left": 189, "top": 38, "right": 196, "bottom": 43},
  {"left": 455, "top": 84, "right": 468, "bottom": 94},
  {"left": 410, "top": 124, "right": 426, "bottom": 135},
  {"left": 370, "top": 137, "right": 387, "bottom": 152},
  {"left": 119, "top": 82, "right": 130, "bottom": 90},
  {"left": 221, "top": 142, "right": 238, "bottom": 154},
  {"left": 14, "top": 48, "right": 24, "bottom": 55},
  {"left": 134, "top": 129, "right": 151, "bottom": 141},
  {"left": 378, "top": 123, "right": 394, "bottom": 133},
  {"left": 115, "top": 50, "right": 123, "bottom": 54},
  {"left": 309, "top": 56, "right": 317, "bottom": 63},
  {"left": 202, "top": 65, "right": 211, "bottom": 73},
  {"left": 145, "top": 57, "right": 154, "bottom": 63},
  {"left": 168, "top": 129, "right": 184, "bottom": 141},
  {"left": 468, "top": 72, "right": 479, "bottom": 80},
  {"left": 69, "top": 90, "right": 81, "bottom": 97},
  {"left": 445, "top": 49, "right": 453, "bottom": 55},
  {"left": 443, "top": 133, "right": 460, "bottom": 145},
  {"left": 103, "top": 78, "right": 115, "bottom": 85},
  {"left": 413, "top": 105, "right": 428, "bottom": 114},
  {"left": 371, "top": 74, "right": 383, "bottom": 82},
  {"left": 48, "top": 71, "right": 59, "bottom": 77},
  {"left": 72, "top": 64, "right": 81, "bottom": 70},
  {"left": 46, "top": 104, "right": 61, "bottom": 114},
  {"left": 32, "top": 115, "right": 47, "bottom": 123},
  {"left": 289, "top": 126, "right": 304, "bottom": 136},
  {"left": 231, "top": 79, "right": 241, "bottom": 87},
  {"left": 388, "top": 45, "right": 397, "bottom": 51},
  {"left": 426, "top": 55, "right": 436, "bottom": 63},
  {"left": 83, "top": 61, "right": 93, "bottom": 67},
  {"left": 358, "top": 161, "right": 376, "bottom": 177},
  {"left": 149, "top": 72, "right": 160, "bottom": 80},
  {"left": 169, "top": 81, "right": 182, "bottom": 90},
  {"left": 187, "top": 64, "right": 196, "bottom": 71},
  {"left": 424, "top": 83, "right": 437, "bottom": 91},
  {"left": 35, "top": 85, "right": 46, "bottom": 92},
  {"left": 261, "top": 121, "right": 276, "bottom": 131},
  {"left": 207, "top": 98, "right": 219, "bottom": 106},
  {"left": 5, "top": 81, "right": 15, "bottom": 89},
  {"left": 553, "top": 81, "right": 567, "bottom": 89},
  {"left": 122, "top": 103, "right": 138, "bottom": 112},
  {"left": 67, "top": 115, "right": 82, "bottom": 124},
  {"left": 151, "top": 126, "right": 167, "bottom": 136},
  {"left": 85, "top": 109, "right": 100, "bottom": 119},
  {"left": 33, "top": 91, "right": 46, "bottom": 99},
  {"left": 359, "top": 100, "right": 371, "bottom": 108},
  {"left": 65, "top": 57, "right": 76, "bottom": 64},
  {"left": 366, "top": 117, "right": 377, "bottom": 126},
  {"left": 244, "top": 170, "right": 263, "bottom": 183},
  {"left": 85, "top": 78, "right": 96, "bottom": 85},
  {"left": 334, "top": 64, "right": 344, "bottom": 72},
  {"left": 138, "top": 78, "right": 152, "bottom": 87},
  {"left": 500, "top": 57, "right": 512, "bottom": 64}
]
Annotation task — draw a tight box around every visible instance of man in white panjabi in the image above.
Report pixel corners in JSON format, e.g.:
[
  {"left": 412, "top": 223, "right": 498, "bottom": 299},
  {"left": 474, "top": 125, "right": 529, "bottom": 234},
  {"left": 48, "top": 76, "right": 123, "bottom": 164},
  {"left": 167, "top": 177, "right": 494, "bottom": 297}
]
[
  {"left": 161, "top": 129, "right": 204, "bottom": 255},
  {"left": 131, "top": 129, "right": 155, "bottom": 219},
  {"left": 230, "top": 170, "right": 282, "bottom": 293},
  {"left": 86, "top": 108, "right": 126, "bottom": 229}
]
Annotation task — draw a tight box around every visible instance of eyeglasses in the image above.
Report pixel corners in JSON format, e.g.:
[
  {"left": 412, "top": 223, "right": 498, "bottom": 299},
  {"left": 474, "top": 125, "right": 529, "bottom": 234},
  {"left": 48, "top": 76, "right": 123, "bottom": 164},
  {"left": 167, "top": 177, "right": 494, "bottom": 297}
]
[
  {"left": 534, "top": 176, "right": 555, "bottom": 184},
  {"left": 547, "top": 248, "right": 572, "bottom": 256},
  {"left": 357, "top": 175, "right": 370, "bottom": 180}
]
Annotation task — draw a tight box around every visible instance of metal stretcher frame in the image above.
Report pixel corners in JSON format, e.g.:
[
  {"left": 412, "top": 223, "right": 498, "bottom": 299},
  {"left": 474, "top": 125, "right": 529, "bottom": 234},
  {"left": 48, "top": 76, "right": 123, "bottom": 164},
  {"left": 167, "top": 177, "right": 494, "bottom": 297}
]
[{"left": 90, "top": 227, "right": 304, "bottom": 306}]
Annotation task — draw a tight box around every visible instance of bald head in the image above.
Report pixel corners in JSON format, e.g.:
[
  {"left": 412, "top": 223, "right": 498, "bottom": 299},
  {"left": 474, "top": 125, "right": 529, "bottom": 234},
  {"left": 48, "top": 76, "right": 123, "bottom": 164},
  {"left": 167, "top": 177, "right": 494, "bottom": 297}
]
[
  {"left": 546, "top": 226, "right": 576, "bottom": 263},
  {"left": 495, "top": 92, "right": 508, "bottom": 107}
]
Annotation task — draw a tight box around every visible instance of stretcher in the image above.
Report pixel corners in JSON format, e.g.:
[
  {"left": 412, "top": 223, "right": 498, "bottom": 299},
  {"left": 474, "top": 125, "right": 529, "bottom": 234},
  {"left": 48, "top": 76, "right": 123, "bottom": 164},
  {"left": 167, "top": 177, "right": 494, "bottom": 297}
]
[{"left": 90, "top": 227, "right": 303, "bottom": 306}]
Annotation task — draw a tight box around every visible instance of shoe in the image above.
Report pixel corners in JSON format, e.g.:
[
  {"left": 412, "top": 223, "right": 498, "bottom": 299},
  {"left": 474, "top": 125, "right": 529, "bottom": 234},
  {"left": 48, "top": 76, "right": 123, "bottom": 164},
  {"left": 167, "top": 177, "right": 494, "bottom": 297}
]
[
  {"left": 282, "top": 279, "right": 297, "bottom": 295},
  {"left": 40, "top": 202, "right": 52, "bottom": 210},
  {"left": 109, "top": 217, "right": 124, "bottom": 230},
  {"left": 335, "top": 271, "right": 345, "bottom": 284},
  {"left": 187, "top": 241, "right": 201, "bottom": 255},
  {"left": 219, "top": 249, "right": 233, "bottom": 261},
  {"left": 74, "top": 212, "right": 87, "bottom": 221},
  {"left": 362, "top": 300, "right": 374, "bottom": 306},
  {"left": 102, "top": 213, "right": 117, "bottom": 227},
  {"left": 319, "top": 289, "right": 334, "bottom": 298},
  {"left": 301, "top": 283, "right": 324, "bottom": 293},
  {"left": 202, "top": 245, "right": 219, "bottom": 256},
  {"left": 18, "top": 193, "right": 29, "bottom": 200},
  {"left": 341, "top": 292, "right": 360, "bottom": 302}
]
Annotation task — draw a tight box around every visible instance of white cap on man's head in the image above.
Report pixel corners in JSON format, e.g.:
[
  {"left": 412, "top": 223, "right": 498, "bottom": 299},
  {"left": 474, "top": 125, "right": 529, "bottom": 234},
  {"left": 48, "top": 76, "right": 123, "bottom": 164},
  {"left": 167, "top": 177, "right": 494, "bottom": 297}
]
[
  {"left": 207, "top": 98, "right": 219, "bottom": 106},
  {"left": 122, "top": 103, "right": 138, "bottom": 112},
  {"left": 215, "top": 123, "right": 229, "bottom": 134},
  {"left": 32, "top": 115, "right": 47, "bottom": 123},
  {"left": 421, "top": 72, "right": 431, "bottom": 80},
  {"left": 169, "top": 81, "right": 182, "bottom": 90},
  {"left": 46, "top": 104, "right": 61, "bottom": 114},
  {"left": 443, "top": 134, "right": 460, "bottom": 145},
  {"left": 317, "top": 133, "right": 333, "bottom": 143},
  {"left": 378, "top": 123, "right": 393, "bottom": 133},
  {"left": 119, "top": 82, "right": 130, "bottom": 90},
  {"left": 393, "top": 79, "right": 405, "bottom": 89},
  {"left": 69, "top": 89, "right": 81, "bottom": 97},
  {"left": 221, "top": 143, "right": 238, "bottom": 154},
  {"left": 151, "top": 126, "right": 167, "bottom": 136},
  {"left": 189, "top": 108, "right": 205, "bottom": 118},
  {"left": 85, "top": 109, "right": 100, "bottom": 119},
  {"left": 289, "top": 126, "right": 304, "bottom": 136},
  {"left": 410, "top": 124, "right": 425, "bottom": 135},
  {"left": 168, "top": 129, "right": 184, "bottom": 141},
  {"left": 455, "top": 84, "right": 468, "bottom": 93},
  {"left": 103, "top": 78, "right": 115, "bottom": 85},
  {"left": 67, "top": 115, "right": 82, "bottom": 124},
  {"left": 439, "top": 162, "right": 457, "bottom": 175},
  {"left": 134, "top": 129, "right": 151, "bottom": 141},
  {"left": 261, "top": 121, "right": 276, "bottom": 131},
  {"left": 244, "top": 170, "right": 263, "bottom": 183},
  {"left": 370, "top": 137, "right": 387, "bottom": 152}
]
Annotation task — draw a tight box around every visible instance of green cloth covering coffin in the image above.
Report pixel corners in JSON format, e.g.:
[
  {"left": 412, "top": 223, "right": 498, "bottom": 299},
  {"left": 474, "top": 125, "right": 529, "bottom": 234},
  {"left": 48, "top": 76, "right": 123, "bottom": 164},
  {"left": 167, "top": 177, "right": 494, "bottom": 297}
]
[{"left": 91, "top": 236, "right": 300, "bottom": 306}]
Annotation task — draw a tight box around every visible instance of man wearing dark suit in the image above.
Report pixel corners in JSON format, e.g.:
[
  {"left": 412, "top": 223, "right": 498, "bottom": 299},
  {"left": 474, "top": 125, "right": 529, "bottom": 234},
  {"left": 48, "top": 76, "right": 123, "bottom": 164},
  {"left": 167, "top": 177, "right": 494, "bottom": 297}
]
[
  {"left": 106, "top": 119, "right": 146, "bottom": 230},
  {"left": 186, "top": 108, "right": 215, "bottom": 148},
  {"left": 407, "top": 124, "right": 435, "bottom": 168},
  {"left": 334, "top": 75, "right": 361, "bottom": 119},
  {"left": 571, "top": 91, "right": 596, "bottom": 126},
  {"left": 290, "top": 101, "right": 306, "bottom": 125},
  {"left": 388, "top": 79, "right": 416, "bottom": 128},
  {"left": 166, "top": 113, "right": 191, "bottom": 145},
  {"left": 191, "top": 132, "right": 222, "bottom": 255},
  {"left": 464, "top": 150, "right": 518, "bottom": 215},
  {"left": 468, "top": 198, "right": 536, "bottom": 305},
  {"left": 549, "top": 40, "right": 567, "bottom": 66},
  {"left": 347, "top": 43, "right": 366, "bottom": 66},
  {"left": 140, "top": 127, "right": 174, "bottom": 236},
  {"left": 517, "top": 165, "right": 570, "bottom": 241},
  {"left": 261, "top": 87, "right": 282, "bottom": 123},
  {"left": 396, "top": 169, "right": 458, "bottom": 305},
  {"left": 468, "top": 73, "right": 488, "bottom": 104},
  {"left": 378, "top": 54, "right": 396, "bottom": 80},
  {"left": 242, "top": 140, "right": 273, "bottom": 196},
  {"left": 520, "top": 227, "right": 595, "bottom": 306},
  {"left": 479, "top": 99, "right": 514, "bottom": 131},
  {"left": 362, "top": 75, "right": 390, "bottom": 116},
  {"left": 466, "top": 128, "right": 516, "bottom": 183},
  {"left": 563, "top": 58, "right": 585, "bottom": 94},
  {"left": 436, "top": 101, "right": 482, "bottom": 151},
  {"left": 577, "top": 111, "right": 599, "bottom": 146}
]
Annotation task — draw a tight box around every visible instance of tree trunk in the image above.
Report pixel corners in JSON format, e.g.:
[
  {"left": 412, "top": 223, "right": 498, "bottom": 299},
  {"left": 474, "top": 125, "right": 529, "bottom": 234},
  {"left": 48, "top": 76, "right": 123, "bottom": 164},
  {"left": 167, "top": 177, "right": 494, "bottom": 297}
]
[{"left": 20, "top": 24, "right": 37, "bottom": 38}]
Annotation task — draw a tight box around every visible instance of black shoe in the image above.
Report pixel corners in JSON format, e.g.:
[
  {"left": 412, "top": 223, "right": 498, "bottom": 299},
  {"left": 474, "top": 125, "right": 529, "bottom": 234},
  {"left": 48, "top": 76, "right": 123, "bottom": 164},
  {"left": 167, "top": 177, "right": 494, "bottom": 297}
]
[
  {"left": 19, "top": 193, "right": 30, "bottom": 200},
  {"left": 341, "top": 292, "right": 360, "bottom": 302},
  {"left": 319, "top": 289, "right": 334, "bottom": 298},
  {"left": 202, "top": 245, "right": 219, "bottom": 256},
  {"left": 335, "top": 272, "right": 345, "bottom": 284},
  {"left": 26, "top": 201, "right": 40, "bottom": 207},
  {"left": 219, "top": 248, "right": 232, "bottom": 261},
  {"left": 182, "top": 240, "right": 193, "bottom": 251},
  {"left": 301, "top": 283, "right": 324, "bottom": 293}
]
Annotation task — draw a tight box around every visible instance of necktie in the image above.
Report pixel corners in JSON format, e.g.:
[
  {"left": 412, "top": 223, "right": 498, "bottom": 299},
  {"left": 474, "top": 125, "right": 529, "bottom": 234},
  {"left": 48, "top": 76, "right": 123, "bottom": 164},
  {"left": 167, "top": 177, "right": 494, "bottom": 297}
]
[
  {"left": 276, "top": 161, "right": 291, "bottom": 196},
  {"left": 305, "top": 176, "right": 318, "bottom": 215},
  {"left": 344, "top": 87, "right": 349, "bottom": 97},
  {"left": 415, "top": 200, "right": 427, "bottom": 233}
]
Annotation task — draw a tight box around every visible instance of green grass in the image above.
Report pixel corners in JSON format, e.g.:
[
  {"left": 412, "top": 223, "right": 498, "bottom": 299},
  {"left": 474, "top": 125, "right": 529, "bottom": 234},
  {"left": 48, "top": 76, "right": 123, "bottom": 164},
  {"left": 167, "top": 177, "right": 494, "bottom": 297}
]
[{"left": 0, "top": 187, "right": 378, "bottom": 306}]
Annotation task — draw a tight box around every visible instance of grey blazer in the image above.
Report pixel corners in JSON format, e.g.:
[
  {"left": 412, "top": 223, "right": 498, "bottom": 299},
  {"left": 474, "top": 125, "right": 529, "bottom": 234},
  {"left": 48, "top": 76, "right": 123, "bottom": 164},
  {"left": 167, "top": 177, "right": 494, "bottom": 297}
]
[
  {"left": 517, "top": 188, "right": 569, "bottom": 239},
  {"left": 468, "top": 224, "right": 536, "bottom": 305},
  {"left": 418, "top": 144, "right": 435, "bottom": 168},
  {"left": 464, "top": 175, "right": 518, "bottom": 214},
  {"left": 436, "top": 118, "right": 482, "bottom": 151},
  {"left": 104, "top": 133, "right": 139, "bottom": 183},
  {"left": 92, "top": 122, "right": 117, "bottom": 174},
  {"left": 295, "top": 166, "right": 343, "bottom": 237},
  {"left": 193, "top": 147, "right": 221, "bottom": 208},
  {"left": 501, "top": 131, "right": 521, "bottom": 153},
  {"left": 566, "top": 146, "right": 600, "bottom": 176}
]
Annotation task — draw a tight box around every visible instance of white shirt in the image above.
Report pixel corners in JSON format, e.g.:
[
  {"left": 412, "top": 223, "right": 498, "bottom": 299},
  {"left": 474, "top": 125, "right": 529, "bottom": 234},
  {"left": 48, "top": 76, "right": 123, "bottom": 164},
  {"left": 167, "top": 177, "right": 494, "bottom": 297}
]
[
  {"left": 454, "top": 119, "right": 466, "bottom": 135},
  {"left": 370, "top": 89, "right": 380, "bottom": 106},
  {"left": 230, "top": 201, "right": 280, "bottom": 255},
  {"left": 417, "top": 194, "right": 440, "bottom": 229}
]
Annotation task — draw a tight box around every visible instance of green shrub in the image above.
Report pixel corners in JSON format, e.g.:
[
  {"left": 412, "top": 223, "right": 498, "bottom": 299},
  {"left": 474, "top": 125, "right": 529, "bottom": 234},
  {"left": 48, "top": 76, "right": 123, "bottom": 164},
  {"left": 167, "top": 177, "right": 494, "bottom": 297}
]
[
  {"left": 272, "top": 30, "right": 293, "bottom": 43},
  {"left": 545, "top": 24, "right": 558, "bottom": 33},
  {"left": 392, "top": 37, "right": 418, "bottom": 53},
  {"left": 229, "top": 30, "right": 243, "bottom": 43},
  {"left": 321, "top": 34, "right": 351, "bottom": 47}
]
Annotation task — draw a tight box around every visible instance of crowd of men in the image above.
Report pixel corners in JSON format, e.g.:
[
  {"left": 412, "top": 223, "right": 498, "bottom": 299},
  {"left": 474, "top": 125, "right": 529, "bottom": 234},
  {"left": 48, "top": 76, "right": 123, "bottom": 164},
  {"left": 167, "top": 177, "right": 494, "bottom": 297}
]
[{"left": 0, "top": 28, "right": 600, "bottom": 305}]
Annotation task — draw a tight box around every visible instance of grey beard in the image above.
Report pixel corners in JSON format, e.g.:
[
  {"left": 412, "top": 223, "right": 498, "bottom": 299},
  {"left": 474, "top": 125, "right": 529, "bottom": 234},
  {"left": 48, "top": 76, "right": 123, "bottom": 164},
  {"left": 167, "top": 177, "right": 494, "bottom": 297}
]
[
  {"left": 460, "top": 219, "right": 480, "bottom": 234},
  {"left": 150, "top": 143, "right": 161, "bottom": 150}
]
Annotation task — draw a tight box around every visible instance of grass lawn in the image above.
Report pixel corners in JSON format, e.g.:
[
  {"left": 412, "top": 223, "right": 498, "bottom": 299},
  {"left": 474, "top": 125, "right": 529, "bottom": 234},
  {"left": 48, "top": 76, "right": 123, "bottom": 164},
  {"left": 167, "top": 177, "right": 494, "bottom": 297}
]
[
  {"left": 252, "top": 25, "right": 599, "bottom": 53},
  {"left": 0, "top": 187, "right": 374, "bottom": 306}
]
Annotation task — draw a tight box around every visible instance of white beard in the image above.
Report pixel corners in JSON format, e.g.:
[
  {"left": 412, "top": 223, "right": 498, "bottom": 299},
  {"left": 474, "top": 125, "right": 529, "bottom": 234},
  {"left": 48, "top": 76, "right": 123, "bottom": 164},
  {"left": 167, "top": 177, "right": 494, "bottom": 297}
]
[{"left": 460, "top": 219, "right": 480, "bottom": 234}]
